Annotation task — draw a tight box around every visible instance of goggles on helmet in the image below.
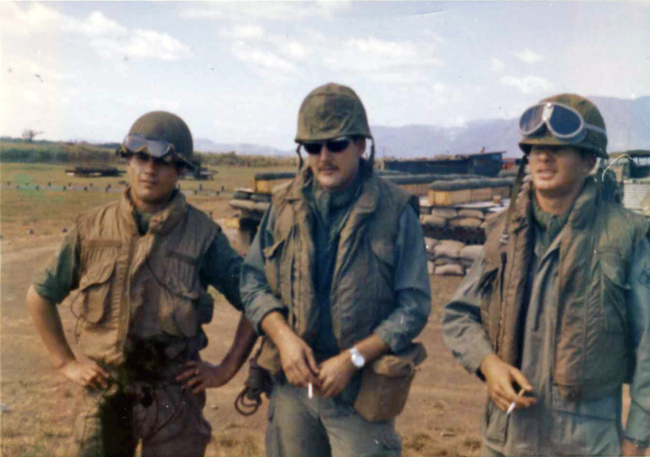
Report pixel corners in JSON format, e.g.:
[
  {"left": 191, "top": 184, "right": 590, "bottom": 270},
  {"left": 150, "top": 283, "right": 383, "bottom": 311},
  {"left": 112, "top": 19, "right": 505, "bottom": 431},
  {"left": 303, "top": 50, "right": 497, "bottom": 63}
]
[
  {"left": 519, "top": 102, "right": 606, "bottom": 141},
  {"left": 118, "top": 134, "right": 194, "bottom": 169}
]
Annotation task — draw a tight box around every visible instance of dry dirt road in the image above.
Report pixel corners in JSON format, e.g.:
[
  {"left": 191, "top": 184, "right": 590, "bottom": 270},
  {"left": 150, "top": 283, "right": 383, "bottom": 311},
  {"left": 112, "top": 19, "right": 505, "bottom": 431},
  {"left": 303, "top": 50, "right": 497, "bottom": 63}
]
[{"left": 1, "top": 229, "right": 484, "bottom": 457}]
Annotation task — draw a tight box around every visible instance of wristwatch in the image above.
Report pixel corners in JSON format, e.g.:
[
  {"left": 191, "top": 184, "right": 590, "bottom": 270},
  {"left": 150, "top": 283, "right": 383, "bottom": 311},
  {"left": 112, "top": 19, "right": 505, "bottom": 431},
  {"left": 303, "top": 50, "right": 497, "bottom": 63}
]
[{"left": 349, "top": 347, "right": 366, "bottom": 369}]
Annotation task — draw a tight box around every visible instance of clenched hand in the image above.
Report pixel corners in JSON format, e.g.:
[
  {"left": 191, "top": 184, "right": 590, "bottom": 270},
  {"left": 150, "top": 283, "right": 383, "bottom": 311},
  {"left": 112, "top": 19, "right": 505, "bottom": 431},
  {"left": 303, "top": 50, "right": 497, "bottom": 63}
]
[
  {"left": 317, "top": 352, "right": 356, "bottom": 398},
  {"left": 480, "top": 353, "right": 536, "bottom": 412},
  {"left": 59, "top": 359, "right": 110, "bottom": 389}
]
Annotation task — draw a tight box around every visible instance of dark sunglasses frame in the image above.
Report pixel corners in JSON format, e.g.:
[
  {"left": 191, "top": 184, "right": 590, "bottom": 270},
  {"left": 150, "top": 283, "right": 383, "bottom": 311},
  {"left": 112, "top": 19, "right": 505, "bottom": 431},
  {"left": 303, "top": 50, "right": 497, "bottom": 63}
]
[{"left": 302, "top": 137, "right": 352, "bottom": 155}]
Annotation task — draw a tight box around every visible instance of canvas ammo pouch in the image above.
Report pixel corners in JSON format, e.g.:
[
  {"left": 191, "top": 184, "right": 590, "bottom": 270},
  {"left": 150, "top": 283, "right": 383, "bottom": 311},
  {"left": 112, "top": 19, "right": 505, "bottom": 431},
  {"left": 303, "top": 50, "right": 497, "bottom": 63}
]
[{"left": 354, "top": 342, "right": 427, "bottom": 422}]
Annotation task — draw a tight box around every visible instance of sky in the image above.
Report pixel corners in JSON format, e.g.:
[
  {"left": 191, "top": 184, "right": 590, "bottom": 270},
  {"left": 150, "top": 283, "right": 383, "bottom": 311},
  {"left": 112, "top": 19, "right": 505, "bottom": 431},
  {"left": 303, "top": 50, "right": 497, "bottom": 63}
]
[{"left": 1, "top": 1, "right": 649, "bottom": 151}]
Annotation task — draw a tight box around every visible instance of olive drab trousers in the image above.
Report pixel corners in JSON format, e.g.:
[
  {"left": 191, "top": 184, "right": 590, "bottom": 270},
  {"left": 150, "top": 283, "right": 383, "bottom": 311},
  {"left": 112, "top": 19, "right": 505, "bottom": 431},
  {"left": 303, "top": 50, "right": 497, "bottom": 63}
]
[{"left": 72, "top": 381, "right": 211, "bottom": 457}]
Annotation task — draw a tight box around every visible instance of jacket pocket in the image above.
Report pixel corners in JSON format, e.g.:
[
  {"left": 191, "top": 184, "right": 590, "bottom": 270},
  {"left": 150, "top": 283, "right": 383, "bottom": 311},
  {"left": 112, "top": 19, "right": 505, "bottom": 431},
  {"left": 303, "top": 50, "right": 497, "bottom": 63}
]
[
  {"left": 600, "top": 256, "right": 630, "bottom": 333},
  {"left": 263, "top": 239, "right": 285, "bottom": 297},
  {"left": 79, "top": 262, "right": 115, "bottom": 324},
  {"left": 483, "top": 400, "right": 508, "bottom": 444},
  {"left": 551, "top": 385, "right": 618, "bottom": 420}
]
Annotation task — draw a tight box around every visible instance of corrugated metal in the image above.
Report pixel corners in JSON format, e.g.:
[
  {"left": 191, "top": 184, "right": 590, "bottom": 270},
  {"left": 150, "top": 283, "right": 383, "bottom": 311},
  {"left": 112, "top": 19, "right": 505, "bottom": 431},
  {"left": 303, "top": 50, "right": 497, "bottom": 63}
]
[{"left": 623, "top": 180, "right": 650, "bottom": 212}]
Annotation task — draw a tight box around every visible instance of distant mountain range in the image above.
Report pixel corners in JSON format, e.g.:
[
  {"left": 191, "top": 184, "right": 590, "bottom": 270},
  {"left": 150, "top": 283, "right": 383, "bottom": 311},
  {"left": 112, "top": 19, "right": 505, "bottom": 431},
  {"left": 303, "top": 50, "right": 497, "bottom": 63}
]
[
  {"left": 196, "top": 95, "right": 650, "bottom": 158},
  {"left": 193, "top": 140, "right": 292, "bottom": 157}
]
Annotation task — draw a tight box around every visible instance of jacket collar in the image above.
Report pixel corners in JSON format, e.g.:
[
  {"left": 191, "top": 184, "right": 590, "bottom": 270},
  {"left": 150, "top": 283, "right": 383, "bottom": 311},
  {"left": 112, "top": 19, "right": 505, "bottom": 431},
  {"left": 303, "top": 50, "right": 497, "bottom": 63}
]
[
  {"left": 119, "top": 188, "right": 188, "bottom": 237},
  {"left": 509, "top": 176, "right": 599, "bottom": 234}
]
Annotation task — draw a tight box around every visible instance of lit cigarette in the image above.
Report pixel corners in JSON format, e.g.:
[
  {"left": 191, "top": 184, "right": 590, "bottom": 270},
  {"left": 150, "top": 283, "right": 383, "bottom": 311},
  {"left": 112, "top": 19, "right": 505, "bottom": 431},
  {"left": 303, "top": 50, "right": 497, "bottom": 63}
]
[
  {"left": 506, "top": 388, "right": 526, "bottom": 415},
  {"left": 308, "top": 383, "right": 313, "bottom": 399}
]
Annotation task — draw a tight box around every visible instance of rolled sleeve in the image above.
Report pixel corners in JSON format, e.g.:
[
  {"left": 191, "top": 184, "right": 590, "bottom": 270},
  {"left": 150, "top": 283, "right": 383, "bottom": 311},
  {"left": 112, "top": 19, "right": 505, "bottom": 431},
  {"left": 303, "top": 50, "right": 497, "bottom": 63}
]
[
  {"left": 32, "top": 229, "right": 80, "bottom": 304},
  {"left": 624, "top": 237, "right": 650, "bottom": 445},
  {"left": 240, "top": 206, "right": 286, "bottom": 334},
  {"left": 373, "top": 205, "right": 432, "bottom": 353},
  {"left": 442, "top": 249, "right": 495, "bottom": 377}
]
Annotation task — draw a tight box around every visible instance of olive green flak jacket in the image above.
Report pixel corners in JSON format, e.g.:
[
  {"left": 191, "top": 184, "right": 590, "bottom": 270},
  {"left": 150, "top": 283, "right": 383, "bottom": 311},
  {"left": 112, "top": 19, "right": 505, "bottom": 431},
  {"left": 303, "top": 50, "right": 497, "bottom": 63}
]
[
  {"left": 481, "top": 177, "right": 650, "bottom": 401},
  {"left": 256, "top": 161, "right": 420, "bottom": 374}
]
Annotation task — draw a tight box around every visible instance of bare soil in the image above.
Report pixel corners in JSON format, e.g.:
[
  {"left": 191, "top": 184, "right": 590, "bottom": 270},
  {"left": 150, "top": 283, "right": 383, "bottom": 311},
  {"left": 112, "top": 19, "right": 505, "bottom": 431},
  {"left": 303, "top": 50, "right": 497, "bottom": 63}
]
[{"left": 0, "top": 224, "right": 484, "bottom": 457}]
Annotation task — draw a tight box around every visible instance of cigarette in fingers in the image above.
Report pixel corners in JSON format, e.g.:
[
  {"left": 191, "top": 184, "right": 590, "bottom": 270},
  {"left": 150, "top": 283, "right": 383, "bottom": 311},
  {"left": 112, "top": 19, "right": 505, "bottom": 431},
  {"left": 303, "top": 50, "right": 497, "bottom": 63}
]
[
  {"left": 308, "top": 382, "right": 313, "bottom": 399},
  {"left": 506, "top": 388, "right": 526, "bottom": 415}
]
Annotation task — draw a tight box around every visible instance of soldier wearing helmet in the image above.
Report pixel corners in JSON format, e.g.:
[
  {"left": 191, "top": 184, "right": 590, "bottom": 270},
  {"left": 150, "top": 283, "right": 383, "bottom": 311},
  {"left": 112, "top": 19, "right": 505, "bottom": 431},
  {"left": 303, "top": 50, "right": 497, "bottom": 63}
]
[
  {"left": 240, "top": 83, "right": 431, "bottom": 457},
  {"left": 27, "top": 111, "right": 257, "bottom": 457},
  {"left": 443, "top": 94, "right": 650, "bottom": 456}
]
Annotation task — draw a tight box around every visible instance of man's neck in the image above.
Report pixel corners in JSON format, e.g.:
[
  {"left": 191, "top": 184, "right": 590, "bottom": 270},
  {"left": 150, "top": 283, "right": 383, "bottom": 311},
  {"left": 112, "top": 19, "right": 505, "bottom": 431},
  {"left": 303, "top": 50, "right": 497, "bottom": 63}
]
[
  {"left": 534, "top": 182, "right": 584, "bottom": 216},
  {"left": 128, "top": 189, "right": 173, "bottom": 214}
]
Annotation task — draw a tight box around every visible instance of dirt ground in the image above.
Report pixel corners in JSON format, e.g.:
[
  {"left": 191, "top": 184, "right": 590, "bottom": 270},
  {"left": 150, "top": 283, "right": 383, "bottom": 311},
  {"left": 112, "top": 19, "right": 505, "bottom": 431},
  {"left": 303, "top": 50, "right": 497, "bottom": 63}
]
[{"left": 0, "top": 217, "right": 484, "bottom": 457}]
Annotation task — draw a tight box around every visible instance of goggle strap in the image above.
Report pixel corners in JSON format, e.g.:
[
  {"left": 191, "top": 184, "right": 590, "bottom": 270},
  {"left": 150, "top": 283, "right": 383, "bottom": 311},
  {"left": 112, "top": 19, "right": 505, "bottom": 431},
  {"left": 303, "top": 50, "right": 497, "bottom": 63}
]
[
  {"left": 584, "top": 123, "right": 607, "bottom": 136},
  {"left": 501, "top": 154, "right": 529, "bottom": 245},
  {"left": 295, "top": 144, "right": 303, "bottom": 170}
]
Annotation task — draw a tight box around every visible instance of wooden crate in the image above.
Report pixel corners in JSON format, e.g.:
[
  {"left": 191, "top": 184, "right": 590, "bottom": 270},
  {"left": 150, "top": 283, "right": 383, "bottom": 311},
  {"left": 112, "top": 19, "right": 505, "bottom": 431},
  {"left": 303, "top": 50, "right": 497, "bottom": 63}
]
[{"left": 429, "top": 189, "right": 472, "bottom": 206}]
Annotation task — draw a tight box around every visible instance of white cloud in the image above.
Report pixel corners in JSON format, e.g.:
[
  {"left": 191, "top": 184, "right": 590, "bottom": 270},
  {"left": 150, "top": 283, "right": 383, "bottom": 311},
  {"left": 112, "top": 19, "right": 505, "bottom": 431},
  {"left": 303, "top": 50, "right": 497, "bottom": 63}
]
[
  {"left": 0, "top": 3, "right": 126, "bottom": 38},
  {"left": 229, "top": 42, "right": 297, "bottom": 74},
  {"left": 501, "top": 75, "right": 554, "bottom": 94},
  {"left": 513, "top": 49, "right": 544, "bottom": 64},
  {"left": 490, "top": 58, "right": 505, "bottom": 72},
  {"left": 323, "top": 37, "right": 443, "bottom": 74},
  {"left": 2, "top": 3, "right": 191, "bottom": 62},
  {"left": 219, "top": 24, "right": 265, "bottom": 40},
  {"left": 91, "top": 30, "right": 192, "bottom": 61},
  {"left": 281, "top": 42, "right": 308, "bottom": 60},
  {"left": 182, "top": 1, "right": 351, "bottom": 22},
  {"left": 74, "top": 11, "right": 128, "bottom": 38}
]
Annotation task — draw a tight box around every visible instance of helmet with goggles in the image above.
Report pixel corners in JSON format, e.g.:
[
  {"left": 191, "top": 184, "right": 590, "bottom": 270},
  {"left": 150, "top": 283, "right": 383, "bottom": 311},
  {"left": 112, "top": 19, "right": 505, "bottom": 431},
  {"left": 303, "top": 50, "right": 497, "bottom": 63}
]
[
  {"left": 518, "top": 94, "right": 607, "bottom": 158},
  {"left": 117, "top": 111, "right": 195, "bottom": 169}
]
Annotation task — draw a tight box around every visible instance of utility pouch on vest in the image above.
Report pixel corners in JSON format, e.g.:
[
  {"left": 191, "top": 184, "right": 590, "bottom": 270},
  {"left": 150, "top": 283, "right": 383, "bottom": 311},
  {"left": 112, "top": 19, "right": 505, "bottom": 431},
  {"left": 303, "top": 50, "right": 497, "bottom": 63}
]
[{"left": 353, "top": 342, "right": 427, "bottom": 422}]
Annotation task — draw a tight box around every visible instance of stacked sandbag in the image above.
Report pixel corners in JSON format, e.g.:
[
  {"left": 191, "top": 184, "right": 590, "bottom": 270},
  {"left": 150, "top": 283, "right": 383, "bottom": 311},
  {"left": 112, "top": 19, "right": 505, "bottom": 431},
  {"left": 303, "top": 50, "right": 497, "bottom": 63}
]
[
  {"left": 431, "top": 240, "right": 467, "bottom": 276},
  {"left": 459, "top": 245, "right": 483, "bottom": 269}
]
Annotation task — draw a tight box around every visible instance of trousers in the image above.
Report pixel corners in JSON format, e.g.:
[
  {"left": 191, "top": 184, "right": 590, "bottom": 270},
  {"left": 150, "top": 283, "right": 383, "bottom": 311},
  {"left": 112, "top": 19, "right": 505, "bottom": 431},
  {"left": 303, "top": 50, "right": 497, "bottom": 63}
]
[
  {"left": 72, "top": 378, "right": 211, "bottom": 457},
  {"left": 266, "top": 380, "right": 402, "bottom": 457}
]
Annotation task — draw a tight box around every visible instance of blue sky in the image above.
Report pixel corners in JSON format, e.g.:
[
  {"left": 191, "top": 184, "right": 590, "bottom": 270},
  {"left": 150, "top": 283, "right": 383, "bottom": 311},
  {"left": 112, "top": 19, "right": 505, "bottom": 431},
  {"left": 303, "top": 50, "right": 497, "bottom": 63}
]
[{"left": 2, "top": 1, "right": 649, "bottom": 150}]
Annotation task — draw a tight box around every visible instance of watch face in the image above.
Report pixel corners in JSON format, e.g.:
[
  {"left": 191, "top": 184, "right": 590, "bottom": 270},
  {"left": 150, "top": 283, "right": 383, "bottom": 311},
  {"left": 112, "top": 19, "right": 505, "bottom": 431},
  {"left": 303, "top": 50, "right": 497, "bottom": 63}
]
[{"left": 351, "top": 350, "right": 365, "bottom": 368}]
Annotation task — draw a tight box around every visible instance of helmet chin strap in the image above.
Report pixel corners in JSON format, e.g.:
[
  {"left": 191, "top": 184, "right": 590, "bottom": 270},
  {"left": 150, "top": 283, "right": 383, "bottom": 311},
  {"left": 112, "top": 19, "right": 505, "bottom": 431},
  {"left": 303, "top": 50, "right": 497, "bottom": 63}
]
[{"left": 295, "top": 144, "right": 304, "bottom": 170}]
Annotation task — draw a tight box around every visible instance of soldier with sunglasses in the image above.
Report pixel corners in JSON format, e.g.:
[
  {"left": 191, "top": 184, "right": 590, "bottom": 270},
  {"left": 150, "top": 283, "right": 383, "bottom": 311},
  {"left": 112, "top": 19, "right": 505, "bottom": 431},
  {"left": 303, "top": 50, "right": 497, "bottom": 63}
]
[
  {"left": 443, "top": 94, "right": 650, "bottom": 456},
  {"left": 26, "top": 111, "right": 257, "bottom": 456},
  {"left": 240, "top": 83, "right": 431, "bottom": 456}
]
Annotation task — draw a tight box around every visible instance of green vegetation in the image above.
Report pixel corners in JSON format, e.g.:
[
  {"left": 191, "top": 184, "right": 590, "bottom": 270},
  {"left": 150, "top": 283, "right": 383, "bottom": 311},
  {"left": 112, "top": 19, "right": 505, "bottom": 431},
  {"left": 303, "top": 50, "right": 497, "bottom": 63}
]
[{"left": 1, "top": 138, "right": 296, "bottom": 168}]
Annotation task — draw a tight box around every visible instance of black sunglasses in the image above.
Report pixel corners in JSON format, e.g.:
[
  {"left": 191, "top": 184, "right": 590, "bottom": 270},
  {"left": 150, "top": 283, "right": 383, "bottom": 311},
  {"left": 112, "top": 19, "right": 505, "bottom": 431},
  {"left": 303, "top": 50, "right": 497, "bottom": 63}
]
[{"left": 302, "top": 137, "right": 352, "bottom": 155}]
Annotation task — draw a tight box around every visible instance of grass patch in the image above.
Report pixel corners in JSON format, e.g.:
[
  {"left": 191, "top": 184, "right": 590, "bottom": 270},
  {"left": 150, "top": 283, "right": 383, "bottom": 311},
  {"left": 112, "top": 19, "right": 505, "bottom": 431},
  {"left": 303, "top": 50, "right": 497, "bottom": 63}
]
[{"left": 405, "top": 431, "right": 432, "bottom": 452}]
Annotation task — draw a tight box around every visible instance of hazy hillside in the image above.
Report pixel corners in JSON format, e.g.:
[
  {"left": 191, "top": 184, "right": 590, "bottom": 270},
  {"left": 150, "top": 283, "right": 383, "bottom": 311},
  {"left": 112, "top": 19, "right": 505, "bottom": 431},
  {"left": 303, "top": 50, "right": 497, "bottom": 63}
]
[
  {"left": 373, "top": 96, "right": 650, "bottom": 158},
  {"left": 194, "top": 139, "right": 292, "bottom": 156},
  {"left": 170, "top": 96, "right": 650, "bottom": 159}
]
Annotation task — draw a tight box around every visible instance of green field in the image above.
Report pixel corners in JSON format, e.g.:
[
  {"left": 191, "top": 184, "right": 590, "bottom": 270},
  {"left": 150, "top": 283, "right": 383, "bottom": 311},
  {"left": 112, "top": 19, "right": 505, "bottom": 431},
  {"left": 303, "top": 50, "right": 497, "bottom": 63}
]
[{"left": 0, "top": 162, "right": 295, "bottom": 239}]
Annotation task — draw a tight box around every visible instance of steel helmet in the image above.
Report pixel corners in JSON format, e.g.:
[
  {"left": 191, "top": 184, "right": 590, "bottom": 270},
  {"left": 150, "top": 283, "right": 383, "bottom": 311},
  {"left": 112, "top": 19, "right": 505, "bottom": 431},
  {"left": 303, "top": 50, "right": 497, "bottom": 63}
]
[
  {"left": 295, "top": 83, "right": 372, "bottom": 143},
  {"left": 518, "top": 93, "right": 608, "bottom": 158},
  {"left": 121, "top": 111, "right": 194, "bottom": 166}
]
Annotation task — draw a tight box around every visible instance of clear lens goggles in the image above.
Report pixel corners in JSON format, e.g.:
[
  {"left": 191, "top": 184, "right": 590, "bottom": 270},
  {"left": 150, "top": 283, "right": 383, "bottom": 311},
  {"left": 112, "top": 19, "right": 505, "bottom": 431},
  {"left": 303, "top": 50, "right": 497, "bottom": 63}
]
[
  {"left": 121, "top": 134, "right": 175, "bottom": 158},
  {"left": 118, "top": 134, "right": 194, "bottom": 169},
  {"left": 519, "top": 102, "right": 606, "bottom": 141},
  {"left": 302, "top": 137, "right": 351, "bottom": 155}
]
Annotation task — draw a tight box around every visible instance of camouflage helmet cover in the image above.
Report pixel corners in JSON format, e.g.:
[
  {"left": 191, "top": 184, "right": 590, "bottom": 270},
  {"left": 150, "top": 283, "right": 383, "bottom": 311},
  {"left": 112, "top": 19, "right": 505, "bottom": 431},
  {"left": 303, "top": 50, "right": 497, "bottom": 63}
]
[
  {"left": 295, "top": 83, "right": 372, "bottom": 142},
  {"left": 128, "top": 111, "right": 193, "bottom": 161},
  {"left": 518, "top": 93, "right": 608, "bottom": 158}
]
